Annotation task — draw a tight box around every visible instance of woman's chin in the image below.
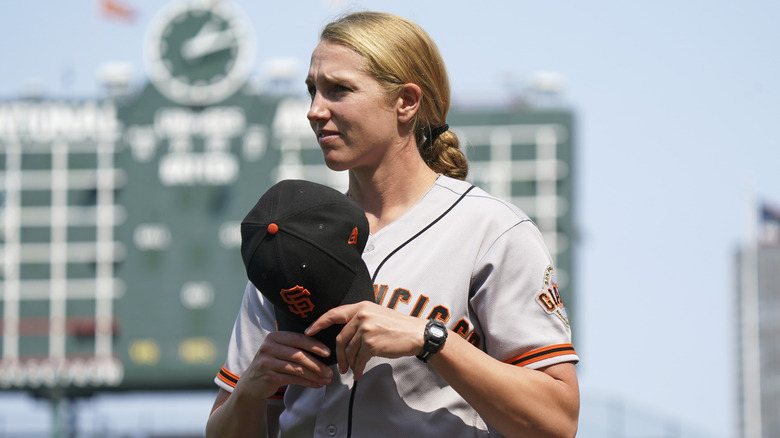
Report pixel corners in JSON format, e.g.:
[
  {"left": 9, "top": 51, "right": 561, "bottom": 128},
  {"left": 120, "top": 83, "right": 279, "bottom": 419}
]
[
  {"left": 320, "top": 151, "right": 354, "bottom": 172},
  {"left": 322, "top": 157, "right": 350, "bottom": 172}
]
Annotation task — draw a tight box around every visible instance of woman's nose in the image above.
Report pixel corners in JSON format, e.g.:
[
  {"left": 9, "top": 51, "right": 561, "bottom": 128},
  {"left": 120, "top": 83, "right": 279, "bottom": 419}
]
[{"left": 307, "top": 92, "right": 328, "bottom": 123}]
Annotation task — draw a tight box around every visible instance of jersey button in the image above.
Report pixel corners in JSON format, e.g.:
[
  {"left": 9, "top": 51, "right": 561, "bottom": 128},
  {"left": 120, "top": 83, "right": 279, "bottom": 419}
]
[
  {"left": 365, "top": 244, "right": 375, "bottom": 252},
  {"left": 326, "top": 424, "right": 338, "bottom": 436}
]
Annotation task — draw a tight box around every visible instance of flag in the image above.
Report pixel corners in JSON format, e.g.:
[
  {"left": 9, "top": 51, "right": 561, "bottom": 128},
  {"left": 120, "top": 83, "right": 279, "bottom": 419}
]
[
  {"left": 100, "top": 0, "right": 136, "bottom": 22},
  {"left": 759, "top": 201, "right": 780, "bottom": 244}
]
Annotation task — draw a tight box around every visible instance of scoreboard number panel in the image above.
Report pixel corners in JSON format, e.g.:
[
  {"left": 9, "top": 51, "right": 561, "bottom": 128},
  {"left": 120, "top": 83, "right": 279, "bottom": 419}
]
[
  {"left": 114, "top": 94, "right": 280, "bottom": 389},
  {"left": 0, "top": 101, "right": 124, "bottom": 390}
]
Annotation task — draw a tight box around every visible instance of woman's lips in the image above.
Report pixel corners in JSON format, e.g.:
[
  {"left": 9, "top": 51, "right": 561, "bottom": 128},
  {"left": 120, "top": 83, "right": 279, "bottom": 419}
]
[{"left": 317, "top": 130, "right": 340, "bottom": 143}]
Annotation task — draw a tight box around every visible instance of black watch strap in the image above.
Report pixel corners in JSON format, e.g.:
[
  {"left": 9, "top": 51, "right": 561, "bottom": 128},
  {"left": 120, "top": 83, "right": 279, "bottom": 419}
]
[{"left": 416, "top": 318, "right": 448, "bottom": 363}]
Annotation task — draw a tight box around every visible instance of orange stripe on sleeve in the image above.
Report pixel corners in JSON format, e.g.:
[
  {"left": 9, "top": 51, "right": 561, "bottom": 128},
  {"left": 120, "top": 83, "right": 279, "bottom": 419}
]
[
  {"left": 217, "top": 367, "right": 286, "bottom": 400},
  {"left": 217, "top": 366, "right": 239, "bottom": 388},
  {"left": 506, "top": 343, "right": 577, "bottom": 367}
]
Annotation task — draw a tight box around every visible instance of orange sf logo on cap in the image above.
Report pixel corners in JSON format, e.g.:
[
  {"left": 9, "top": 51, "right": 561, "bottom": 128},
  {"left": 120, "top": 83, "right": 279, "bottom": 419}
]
[
  {"left": 348, "top": 227, "right": 358, "bottom": 245},
  {"left": 281, "top": 285, "right": 315, "bottom": 318}
]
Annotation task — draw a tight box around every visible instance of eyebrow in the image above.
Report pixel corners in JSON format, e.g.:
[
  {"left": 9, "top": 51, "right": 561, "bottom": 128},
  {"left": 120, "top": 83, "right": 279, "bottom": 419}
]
[{"left": 305, "top": 70, "right": 358, "bottom": 88}]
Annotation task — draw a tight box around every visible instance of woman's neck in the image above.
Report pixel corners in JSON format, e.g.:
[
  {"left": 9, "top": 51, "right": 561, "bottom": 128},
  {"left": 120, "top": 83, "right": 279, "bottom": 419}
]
[{"left": 348, "top": 159, "right": 439, "bottom": 234}]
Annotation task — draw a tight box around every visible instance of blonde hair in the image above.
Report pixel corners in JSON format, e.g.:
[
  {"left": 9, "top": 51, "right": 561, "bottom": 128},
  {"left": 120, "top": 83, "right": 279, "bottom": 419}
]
[{"left": 320, "top": 11, "right": 468, "bottom": 180}]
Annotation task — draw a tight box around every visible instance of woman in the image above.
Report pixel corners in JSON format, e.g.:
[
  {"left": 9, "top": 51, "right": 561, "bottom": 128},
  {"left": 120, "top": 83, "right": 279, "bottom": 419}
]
[{"left": 207, "top": 11, "right": 579, "bottom": 438}]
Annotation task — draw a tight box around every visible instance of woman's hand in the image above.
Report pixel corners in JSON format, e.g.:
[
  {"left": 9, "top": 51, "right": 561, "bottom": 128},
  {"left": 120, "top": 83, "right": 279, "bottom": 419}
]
[
  {"left": 234, "top": 331, "right": 334, "bottom": 399},
  {"left": 306, "top": 302, "right": 428, "bottom": 379}
]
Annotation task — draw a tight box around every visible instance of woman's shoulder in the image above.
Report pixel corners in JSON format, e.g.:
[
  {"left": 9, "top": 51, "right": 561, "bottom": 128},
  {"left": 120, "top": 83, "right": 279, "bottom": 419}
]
[
  {"left": 434, "top": 175, "right": 531, "bottom": 224},
  {"left": 430, "top": 175, "right": 547, "bottom": 262}
]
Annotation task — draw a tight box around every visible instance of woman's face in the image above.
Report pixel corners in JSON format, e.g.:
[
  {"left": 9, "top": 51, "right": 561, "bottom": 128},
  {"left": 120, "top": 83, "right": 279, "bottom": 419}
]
[{"left": 306, "top": 40, "right": 401, "bottom": 172}]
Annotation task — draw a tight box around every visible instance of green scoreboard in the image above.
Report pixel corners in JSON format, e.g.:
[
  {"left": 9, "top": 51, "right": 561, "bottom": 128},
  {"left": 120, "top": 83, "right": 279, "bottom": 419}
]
[{"left": 0, "top": 0, "right": 575, "bottom": 395}]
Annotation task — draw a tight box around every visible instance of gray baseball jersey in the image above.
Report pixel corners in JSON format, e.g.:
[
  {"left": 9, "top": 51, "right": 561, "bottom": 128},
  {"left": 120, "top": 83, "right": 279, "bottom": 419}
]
[{"left": 215, "top": 175, "right": 578, "bottom": 437}]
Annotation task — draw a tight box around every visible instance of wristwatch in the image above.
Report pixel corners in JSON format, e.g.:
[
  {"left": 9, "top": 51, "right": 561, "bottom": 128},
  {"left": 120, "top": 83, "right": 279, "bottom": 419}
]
[{"left": 416, "top": 318, "right": 448, "bottom": 363}]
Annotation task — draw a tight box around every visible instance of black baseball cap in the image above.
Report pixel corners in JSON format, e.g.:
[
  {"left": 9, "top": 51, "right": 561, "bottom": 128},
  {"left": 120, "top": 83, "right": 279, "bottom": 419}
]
[{"left": 240, "top": 180, "right": 376, "bottom": 365}]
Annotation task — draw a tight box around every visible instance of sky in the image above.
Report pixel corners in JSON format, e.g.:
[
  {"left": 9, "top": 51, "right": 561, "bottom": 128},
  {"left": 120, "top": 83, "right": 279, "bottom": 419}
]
[{"left": 2, "top": 0, "right": 780, "bottom": 436}]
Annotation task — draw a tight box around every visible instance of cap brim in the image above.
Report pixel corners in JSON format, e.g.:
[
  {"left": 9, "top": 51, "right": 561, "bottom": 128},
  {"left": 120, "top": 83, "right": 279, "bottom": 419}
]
[
  {"left": 274, "top": 262, "right": 376, "bottom": 366},
  {"left": 341, "top": 260, "right": 376, "bottom": 306}
]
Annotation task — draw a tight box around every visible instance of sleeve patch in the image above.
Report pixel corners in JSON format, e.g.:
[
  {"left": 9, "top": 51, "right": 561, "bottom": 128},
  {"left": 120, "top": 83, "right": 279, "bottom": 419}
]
[{"left": 535, "top": 266, "right": 570, "bottom": 327}]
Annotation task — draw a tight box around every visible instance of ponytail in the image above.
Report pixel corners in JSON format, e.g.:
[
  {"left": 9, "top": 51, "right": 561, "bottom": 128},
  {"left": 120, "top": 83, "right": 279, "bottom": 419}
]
[{"left": 419, "top": 127, "right": 468, "bottom": 180}]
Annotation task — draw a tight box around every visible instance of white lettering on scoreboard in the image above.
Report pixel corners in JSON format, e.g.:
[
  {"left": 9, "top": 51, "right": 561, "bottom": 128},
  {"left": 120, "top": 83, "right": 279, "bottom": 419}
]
[
  {"left": 154, "top": 107, "right": 246, "bottom": 139},
  {"left": 218, "top": 221, "right": 241, "bottom": 249},
  {"left": 158, "top": 152, "right": 239, "bottom": 185},
  {"left": 0, "top": 357, "right": 124, "bottom": 389},
  {"left": 180, "top": 281, "right": 215, "bottom": 309},
  {"left": 124, "top": 106, "right": 269, "bottom": 186},
  {"left": 0, "top": 101, "right": 118, "bottom": 141},
  {"left": 133, "top": 223, "right": 172, "bottom": 250}
]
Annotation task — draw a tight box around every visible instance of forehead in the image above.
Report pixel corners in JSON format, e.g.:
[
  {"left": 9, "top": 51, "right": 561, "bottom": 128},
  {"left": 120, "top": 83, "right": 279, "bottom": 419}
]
[{"left": 307, "top": 40, "right": 369, "bottom": 81}]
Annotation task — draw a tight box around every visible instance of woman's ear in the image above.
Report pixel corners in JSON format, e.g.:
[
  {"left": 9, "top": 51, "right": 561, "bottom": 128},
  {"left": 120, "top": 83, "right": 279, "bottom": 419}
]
[{"left": 397, "top": 83, "right": 422, "bottom": 123}]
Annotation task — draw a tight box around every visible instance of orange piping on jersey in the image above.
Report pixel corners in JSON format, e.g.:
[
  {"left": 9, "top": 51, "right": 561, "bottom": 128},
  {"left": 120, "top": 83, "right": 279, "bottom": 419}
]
[
  {"left": 217, "top": 366, "right": 240, "bottom": 388},
  {"left": 506, "top": 344, "right": 577, "bottom": 367}
]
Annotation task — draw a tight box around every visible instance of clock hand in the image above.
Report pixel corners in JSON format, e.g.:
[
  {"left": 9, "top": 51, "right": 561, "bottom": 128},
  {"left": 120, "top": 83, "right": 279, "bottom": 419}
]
[
  {"left": 181, "top": 29, "right": 237, "bottom": 61},
  {"left": 181, "top": 15, "right": 237, "bottom": 62}
]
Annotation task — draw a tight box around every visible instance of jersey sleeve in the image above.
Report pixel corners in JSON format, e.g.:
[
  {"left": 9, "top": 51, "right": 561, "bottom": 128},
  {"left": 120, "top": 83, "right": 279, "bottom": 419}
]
[
  {"left": 214, "top": 280, "right": 286, "bottom": 402},
  {"left": 470, "top": 220, "right": 579, "bottom": 369}
]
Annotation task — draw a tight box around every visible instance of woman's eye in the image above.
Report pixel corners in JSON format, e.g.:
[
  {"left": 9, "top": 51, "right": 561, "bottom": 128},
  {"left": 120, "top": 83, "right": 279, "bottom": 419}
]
[{"left": 307, "top": 83, "right": 350, "bottom": 100}]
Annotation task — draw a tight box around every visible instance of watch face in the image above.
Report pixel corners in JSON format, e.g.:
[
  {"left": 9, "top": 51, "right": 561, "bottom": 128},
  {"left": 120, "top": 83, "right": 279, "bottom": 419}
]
[
  {"left": 430, "top": 326, "right": 446, "bottom": 339},
  {"left": 144, "top": 0, "right": 255, "bottom": 106}
]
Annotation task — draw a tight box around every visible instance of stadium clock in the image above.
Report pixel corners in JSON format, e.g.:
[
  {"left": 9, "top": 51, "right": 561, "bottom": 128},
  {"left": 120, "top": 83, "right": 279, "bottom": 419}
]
[{"left": 144, "top": 0, "right": 255, "bottom": 106}]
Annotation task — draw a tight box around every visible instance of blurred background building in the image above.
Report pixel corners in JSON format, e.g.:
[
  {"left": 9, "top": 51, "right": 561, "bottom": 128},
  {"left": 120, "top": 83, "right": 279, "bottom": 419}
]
[{"left": 735, "top": 203, "right": 780, "bottom": 438}]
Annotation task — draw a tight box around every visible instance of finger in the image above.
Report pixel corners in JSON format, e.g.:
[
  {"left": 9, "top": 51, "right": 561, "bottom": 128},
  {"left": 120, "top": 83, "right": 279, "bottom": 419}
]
[
  {"left": 332, "top": 315, "right": 362, "bottom": 375},
  {"left": 241, "top": 345, "right": 333, "bottom": 398},
  {"left": 350, "top": 341, "right": 373, "bottom": 381},
  {"left": 342, "top": 321, "right": 375, "bottom": 380},
  {"left": 278, "top": 345, "right": 333, "bottom": 378},
  {"left": 262, "top": 332, "right": 333, "bottom": 378},
  {"left": 271, "top": 352, "right": 334, "bottom": 385},
  {"left": 340, "top": 311, "right": 375, "bottom": 378},
  {"left": 305, "top": 304, "right": 358, "bottom": 336},
  {"left": 345, "top": 342, "right": 366, "bottom": 380},
  {"left": 337, "top": 331, "right": 353, "bottom": 375},
  {"left": 270, "top": 330, "right": 332, "bottom": 360},
  {"left": 259, "top": 358, "right": 332, "bottom": 389}
]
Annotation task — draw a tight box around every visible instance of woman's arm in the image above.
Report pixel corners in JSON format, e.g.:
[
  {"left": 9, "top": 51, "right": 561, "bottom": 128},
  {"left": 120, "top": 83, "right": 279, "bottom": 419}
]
[
  {"left": 307, "top": 302, "right": 579, "bottom": 438},
  {"left": 206, "top": 388, "right": 272, "bottom": 437},
  {"left": 205, "top": 331, "right": 334, "bottom": 438},
  {"left": 430, "top": 331, "right": 579, "bottom": 438}
]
